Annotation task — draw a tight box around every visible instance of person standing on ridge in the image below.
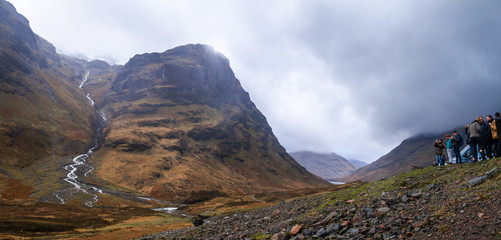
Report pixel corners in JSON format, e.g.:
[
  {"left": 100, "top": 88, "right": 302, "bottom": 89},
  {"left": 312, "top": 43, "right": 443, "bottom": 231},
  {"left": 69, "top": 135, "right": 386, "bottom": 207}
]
[
  {"left": 445, "top": 134, "right": 454, "bottom": 164},
  {"left": 495, "top": 112, "right": 501, "bottom": 157},
  {"left": 486, "top": 115, "right": 495, "bottom": 158},
  {"left": 466, "top": 116, "right": 484, "bottom": 162},
  {"left": 434, "top": 139, "right": 446, "bottom": 166},
  {"left": 451, "top": 131, "right": 463, "bottom": 164},
  {"left": 480, "top": 115, "right": 492, "bottom": 159}
]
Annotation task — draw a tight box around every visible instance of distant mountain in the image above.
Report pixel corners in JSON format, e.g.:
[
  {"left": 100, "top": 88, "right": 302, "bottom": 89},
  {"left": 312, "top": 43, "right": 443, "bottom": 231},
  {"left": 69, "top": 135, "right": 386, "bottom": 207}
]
[
  {"left": 341, "top": 127, "right": 467, "bottom": 182},
  {"left": 348, "top": 159, "right": 368, "bottom": 168},
  {"left": 290, "top": 151, "right": 358, "bottom": 180}
]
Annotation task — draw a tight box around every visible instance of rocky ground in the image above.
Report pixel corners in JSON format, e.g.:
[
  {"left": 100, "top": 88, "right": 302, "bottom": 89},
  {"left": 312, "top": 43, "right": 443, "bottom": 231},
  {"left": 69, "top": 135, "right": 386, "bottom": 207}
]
[{"left": 144, "top": 158, "right": 500, "bottom": 240}]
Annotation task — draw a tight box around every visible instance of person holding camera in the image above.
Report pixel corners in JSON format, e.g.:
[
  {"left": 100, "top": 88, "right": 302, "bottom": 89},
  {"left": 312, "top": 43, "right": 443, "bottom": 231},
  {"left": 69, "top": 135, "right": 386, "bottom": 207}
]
[{"left": 434, "top": 139, "right": 446, "bottom": 166}]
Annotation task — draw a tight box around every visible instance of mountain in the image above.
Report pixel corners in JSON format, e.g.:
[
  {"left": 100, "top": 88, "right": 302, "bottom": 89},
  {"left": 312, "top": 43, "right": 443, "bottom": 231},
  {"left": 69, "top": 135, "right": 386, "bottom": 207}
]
[
  {"left": 0, "top": 0, "right": 329, "bottom": 205},
  {"left": 348, "top": 159, "right": 368, "bottom": 169},
  {"left": 83, "top": 45, "right": 330, "bottom": 203},
  {"left": 290, "top": 151, "right": 358, "bottom": 180},
  {"left": 342, "top": 127, "right": 467, "bottom": 182},
  {"left": 0, "top": 0, "right": 97, "bottom": 200}
]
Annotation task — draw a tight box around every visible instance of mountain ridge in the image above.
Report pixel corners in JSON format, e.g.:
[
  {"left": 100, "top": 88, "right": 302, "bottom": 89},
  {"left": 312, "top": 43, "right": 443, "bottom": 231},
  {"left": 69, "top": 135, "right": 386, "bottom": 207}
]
[{"left": 290, "top": 151, "right": 358, "bottom": 180}]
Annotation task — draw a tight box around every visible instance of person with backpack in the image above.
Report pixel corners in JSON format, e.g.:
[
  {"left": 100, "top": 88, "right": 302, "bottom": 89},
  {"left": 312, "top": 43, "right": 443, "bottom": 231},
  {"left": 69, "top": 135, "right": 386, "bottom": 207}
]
[
  {"left": 434, "top": 139, "right": 446, "bottom": 166},
  {"left": 452, "top": 130, "right": 463, "bottom": 164}
]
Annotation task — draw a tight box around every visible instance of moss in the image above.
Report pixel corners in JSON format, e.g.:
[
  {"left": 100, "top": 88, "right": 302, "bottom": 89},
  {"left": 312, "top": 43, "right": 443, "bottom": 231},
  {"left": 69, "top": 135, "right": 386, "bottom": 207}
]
[
  {"left": 250, "top": 233, "right": 272, "bottom": 240},
  {"left": 309, "top": 158, "right": 501, "bottom": 216},
  {"left": 439, "top": 224, "right": 450, "bottom": 232}
]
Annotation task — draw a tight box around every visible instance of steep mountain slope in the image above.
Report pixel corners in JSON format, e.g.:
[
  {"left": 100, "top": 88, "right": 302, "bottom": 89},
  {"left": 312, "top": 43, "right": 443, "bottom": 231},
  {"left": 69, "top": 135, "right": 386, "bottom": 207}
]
[
  {"left": 342, "top": 127, "right": 467, "bottom": 182},
  {"left": 85, "top": 44, "right": 330, "bottom": 203},
  {"left": 0, "top": 0, "right": 97, "bottom": 200},
  {"left": 290, "top": 151, "right": 358, "bottom": 180}
]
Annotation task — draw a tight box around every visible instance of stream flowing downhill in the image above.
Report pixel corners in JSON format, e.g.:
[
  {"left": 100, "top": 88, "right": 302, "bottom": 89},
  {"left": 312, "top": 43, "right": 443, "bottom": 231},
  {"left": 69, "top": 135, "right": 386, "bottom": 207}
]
[
  {"left": 52, "top": 71, "right": 181, "bottom": 212},
  {"left": 53, "top": 71, "right": 105, "bottom": 207}
]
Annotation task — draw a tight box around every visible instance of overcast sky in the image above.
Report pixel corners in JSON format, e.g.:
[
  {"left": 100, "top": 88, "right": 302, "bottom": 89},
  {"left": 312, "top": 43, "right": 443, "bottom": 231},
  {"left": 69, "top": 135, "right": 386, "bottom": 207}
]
[{"left": 9, "top": 0, "right": 501, "bottom": 163}]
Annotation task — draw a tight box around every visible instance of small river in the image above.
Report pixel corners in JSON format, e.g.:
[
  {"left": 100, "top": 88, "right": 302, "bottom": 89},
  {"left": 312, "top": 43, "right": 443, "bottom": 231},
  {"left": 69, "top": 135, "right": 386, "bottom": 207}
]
[{"left": 54, "top": 71, "right": 106, "bottom": 207}]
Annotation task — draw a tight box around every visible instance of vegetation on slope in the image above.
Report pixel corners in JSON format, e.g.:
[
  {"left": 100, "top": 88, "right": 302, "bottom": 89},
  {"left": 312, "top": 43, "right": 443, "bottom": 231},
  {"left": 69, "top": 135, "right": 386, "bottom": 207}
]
[{"left": 151, "top": 158, "right": 500, "bottom": 239}]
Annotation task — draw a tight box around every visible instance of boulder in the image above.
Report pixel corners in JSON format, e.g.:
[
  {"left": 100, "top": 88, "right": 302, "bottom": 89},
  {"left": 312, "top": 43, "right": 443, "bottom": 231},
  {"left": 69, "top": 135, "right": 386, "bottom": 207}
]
[
  {"left": 467, "top": 176, "right": 488, "bottom": 186},
  {"left": 192, "top": 217, "right": 204, "bottom": 226},
  {"left": 484, "top": 167, "right": 498, "bottom": 178}
]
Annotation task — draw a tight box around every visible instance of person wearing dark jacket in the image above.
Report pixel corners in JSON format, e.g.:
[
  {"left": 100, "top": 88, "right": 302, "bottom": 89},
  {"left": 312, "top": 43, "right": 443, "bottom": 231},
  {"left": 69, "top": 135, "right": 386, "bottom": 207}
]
[
  {"left": 451, "top": 131, "right": 463, "bottom": 164},
  {"left": 483, "top": 115, "right": 494, "bottom": 159},
  {"left": 434, "top": 139, "right": 446, "bottom": 166}
]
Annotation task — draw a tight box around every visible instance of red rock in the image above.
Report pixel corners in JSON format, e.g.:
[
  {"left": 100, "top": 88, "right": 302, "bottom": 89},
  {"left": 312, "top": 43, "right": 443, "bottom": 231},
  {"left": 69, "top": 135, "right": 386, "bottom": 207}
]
[
  {"left": 478, "top": 213, "right": 484, "bottom": 218},
  {"left": 346, "top": 199, "right": 355, "bottom": 204},
  {"left": 406, "top": 232, "right": 414, "bottom": 237},
  {"left": 342, "top": 220, "right": 351, "bottom": 226},
  {"left": 290, "top": 224, "right": 302, "bottom": 235}
]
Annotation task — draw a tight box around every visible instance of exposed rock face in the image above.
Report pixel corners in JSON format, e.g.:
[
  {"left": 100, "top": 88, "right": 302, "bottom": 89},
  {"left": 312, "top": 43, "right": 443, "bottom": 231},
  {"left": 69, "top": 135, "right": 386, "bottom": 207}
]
[
  {"left": 90, "top": 44, "right": 329, "bottom": 203},
  {"left": 290, "top": 151, "right": 358, "bottom": 180}
]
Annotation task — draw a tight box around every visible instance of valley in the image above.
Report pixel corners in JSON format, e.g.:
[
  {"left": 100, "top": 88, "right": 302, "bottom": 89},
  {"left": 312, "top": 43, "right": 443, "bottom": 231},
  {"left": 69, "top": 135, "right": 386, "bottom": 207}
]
[{"left": 1, "top": 1, "right": 500, "bottom": 239}]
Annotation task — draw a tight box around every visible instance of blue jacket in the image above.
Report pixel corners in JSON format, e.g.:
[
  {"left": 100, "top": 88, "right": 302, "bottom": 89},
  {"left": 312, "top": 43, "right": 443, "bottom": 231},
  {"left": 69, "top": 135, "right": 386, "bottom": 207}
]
[{"left": 446, "top": 138, "right": 453, "bottom": 149}]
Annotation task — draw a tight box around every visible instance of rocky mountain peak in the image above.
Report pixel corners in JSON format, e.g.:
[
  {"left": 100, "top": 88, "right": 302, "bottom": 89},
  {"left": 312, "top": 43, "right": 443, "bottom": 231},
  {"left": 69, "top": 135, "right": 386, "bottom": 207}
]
[{"left": 111, "top": 44, "right": 249, "bottom": 107}]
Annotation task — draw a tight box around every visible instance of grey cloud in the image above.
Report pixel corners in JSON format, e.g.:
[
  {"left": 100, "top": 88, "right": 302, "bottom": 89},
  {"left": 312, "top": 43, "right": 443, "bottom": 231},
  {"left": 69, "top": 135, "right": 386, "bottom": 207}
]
[
  {"left": 293, "top": 0, "right": 501, "bottom": 138},
  {"left": 9, "top": 0, "right": 501, "bottom": 162}
]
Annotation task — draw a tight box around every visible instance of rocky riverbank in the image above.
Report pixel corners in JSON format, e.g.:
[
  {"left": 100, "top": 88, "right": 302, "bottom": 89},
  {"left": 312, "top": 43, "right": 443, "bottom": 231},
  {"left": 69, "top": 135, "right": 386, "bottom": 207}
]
[{"left": 145, "top": 158, "right": 500, "bottom": 239}]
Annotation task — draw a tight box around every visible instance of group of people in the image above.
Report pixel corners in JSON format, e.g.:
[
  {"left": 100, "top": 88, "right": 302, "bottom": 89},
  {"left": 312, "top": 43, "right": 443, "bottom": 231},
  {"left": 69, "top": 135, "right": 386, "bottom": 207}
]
[{"left": 434, "top": 112, "right": 501, "bottom": 166}]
